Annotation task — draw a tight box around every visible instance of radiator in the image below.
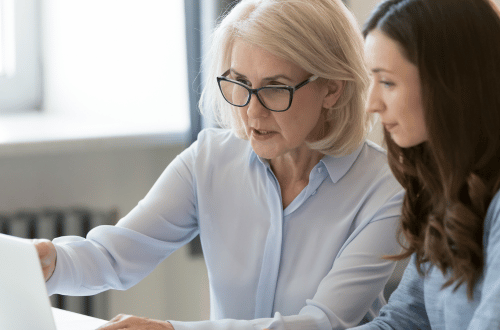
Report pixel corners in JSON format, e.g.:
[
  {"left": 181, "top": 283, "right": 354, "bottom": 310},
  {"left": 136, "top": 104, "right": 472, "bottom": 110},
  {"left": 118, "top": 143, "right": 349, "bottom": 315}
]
[{"left": 0, "top": 207, "right": 118, "bottom": 320}]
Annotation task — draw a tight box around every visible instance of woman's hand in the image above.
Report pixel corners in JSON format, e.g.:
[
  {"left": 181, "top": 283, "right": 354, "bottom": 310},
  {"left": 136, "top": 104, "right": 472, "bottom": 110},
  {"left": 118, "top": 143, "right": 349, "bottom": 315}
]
[
  {"left": 97, "top": 314, "right": 175, "bottom": 330},
  {"left": 33, "top": 239, "right": 57, "bottom": 281}
]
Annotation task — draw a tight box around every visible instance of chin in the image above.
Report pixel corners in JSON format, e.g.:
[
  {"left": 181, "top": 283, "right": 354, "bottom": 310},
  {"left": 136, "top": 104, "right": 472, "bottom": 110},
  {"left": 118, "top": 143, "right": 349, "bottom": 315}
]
[
  {"left": 252, "top": 149, "right": 277, "bottom": 160},
  {"left": 250, "top": 144, "right": 281, "bottom": 160},
  {"left": 392, "top": 136, "right": 427, "bottom": 148}
]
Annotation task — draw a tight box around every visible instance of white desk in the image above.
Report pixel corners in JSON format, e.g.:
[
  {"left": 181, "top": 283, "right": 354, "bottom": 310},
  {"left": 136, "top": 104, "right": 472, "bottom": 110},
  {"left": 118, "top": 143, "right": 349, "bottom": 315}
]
[{"left": 52, "top": 307, "right": 108, "bottom": 330}]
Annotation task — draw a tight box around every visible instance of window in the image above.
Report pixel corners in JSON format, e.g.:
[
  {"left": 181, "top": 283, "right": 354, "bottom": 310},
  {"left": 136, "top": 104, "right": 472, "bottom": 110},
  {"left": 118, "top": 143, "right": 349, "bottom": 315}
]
[
  {"left": 0, "top": 1, "right": 191, "bottom": 152},
  {"left": 0, "top": 0, "right": 42, "bottom": 112},
  {"left": 41, "top": 0, "right": 190, "bottom": 133}
]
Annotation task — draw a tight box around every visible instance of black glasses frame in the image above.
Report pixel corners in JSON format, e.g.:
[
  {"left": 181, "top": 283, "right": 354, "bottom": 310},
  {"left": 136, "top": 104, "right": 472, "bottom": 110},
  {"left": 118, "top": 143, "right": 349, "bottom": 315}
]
[{"left": 216, "top": 70, "right": 319, "bottom": 112}]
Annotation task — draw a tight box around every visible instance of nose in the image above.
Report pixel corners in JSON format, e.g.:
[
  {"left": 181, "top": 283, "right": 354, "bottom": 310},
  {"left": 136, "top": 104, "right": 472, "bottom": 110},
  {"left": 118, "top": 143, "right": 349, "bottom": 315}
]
[
  {"left": 365, "top": 81, "right": 384, "bottom": 115},
  {"left": 246, "top": 93, "right": 270, "bottom": 119}
]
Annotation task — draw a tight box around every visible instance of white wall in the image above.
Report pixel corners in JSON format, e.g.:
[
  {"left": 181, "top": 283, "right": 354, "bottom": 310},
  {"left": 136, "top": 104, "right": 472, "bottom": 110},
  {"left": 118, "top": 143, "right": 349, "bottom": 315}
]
[{"left": 347, "top": 0, "right": 384, "bottom": 28}]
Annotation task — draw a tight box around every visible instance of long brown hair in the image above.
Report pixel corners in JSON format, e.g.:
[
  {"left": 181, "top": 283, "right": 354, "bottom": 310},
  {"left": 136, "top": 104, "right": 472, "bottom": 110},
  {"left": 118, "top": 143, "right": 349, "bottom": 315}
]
[{"left": 363, "top": 0, "right": 500, "bottom": 298}]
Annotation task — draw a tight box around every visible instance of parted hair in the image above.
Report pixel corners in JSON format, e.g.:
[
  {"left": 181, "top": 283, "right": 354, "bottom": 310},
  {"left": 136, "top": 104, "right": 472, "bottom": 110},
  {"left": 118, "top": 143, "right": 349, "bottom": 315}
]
[
  {"left": 363, "top": 0, "right": 500, "bottom": 299},
  {"left": 200, "top": 0, "right": 371, "bottom": 156}
]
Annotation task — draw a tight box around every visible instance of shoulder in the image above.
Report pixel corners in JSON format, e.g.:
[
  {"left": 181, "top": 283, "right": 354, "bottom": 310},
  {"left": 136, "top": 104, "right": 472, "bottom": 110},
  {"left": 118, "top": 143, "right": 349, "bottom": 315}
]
[
  {"left": 354, "top": 141, "right": 404, "bottom": 218},
  {"left": 195, "top": 127, "right": 242, "bottom": 146},
  {"left": 489, "top": 190, "right": 500, "bottom": 213},
  {"left": 165, "top": 128, "right": 253, "bottom": 188},
  {"left": 324, "top": 141, "right": 404, "bottom": 225},
  {"left": 323, "top": 140, "right": 400, "bottom": 193},
  {"left": 189, "top": 127, "right": 252, "bottom": 166},
  {"left": 359, "top": 140, "right": 390, "bottom": 167},
  {"left": 188, "top": 128, "right": 247, "bottom": 153},
  {"left": 352, "top": 140, "right": 398, "bottom": 188},
  {"left": 485, "top": 190, "right": 500, "bottom": 225},
  {"left": 484, "top": 190, "right": 500, "bottom": 244}
]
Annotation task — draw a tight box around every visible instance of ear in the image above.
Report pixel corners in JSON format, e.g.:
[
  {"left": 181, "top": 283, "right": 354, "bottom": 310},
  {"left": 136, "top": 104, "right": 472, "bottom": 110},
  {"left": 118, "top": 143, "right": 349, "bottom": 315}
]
[{"left": 322, "top": 80, "right": 345, "bottom": 109}]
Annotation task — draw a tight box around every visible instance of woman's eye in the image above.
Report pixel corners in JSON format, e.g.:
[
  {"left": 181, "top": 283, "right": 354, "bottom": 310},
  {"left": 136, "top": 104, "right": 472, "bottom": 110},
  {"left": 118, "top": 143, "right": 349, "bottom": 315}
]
[
  {"left": 270, "top": 88, "right": 289, "bottom": 94},
  {"left": 380, "top": 80, "right": 395, "bottom": 88},
  {"left": 236, "top": 78, "right": 251, "bottom": 86},
  {"left": 268, "top": 81, "right": 287, "bottom": 87}
]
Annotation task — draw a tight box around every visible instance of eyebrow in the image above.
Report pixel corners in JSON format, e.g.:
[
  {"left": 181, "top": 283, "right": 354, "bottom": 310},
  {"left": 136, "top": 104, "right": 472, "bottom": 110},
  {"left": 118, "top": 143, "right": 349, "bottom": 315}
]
[
  {"left": 229, "top": 69, "right": 293, "bottom": 83},
  {"left": 371, "top": 68, "right": 394, "bottom": 74}
]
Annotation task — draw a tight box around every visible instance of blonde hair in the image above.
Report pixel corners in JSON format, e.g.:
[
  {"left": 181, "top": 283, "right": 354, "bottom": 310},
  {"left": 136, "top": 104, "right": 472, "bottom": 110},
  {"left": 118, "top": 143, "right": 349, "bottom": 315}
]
[{"left": 200, "top": 0, "right": 371, "bottom": 156}]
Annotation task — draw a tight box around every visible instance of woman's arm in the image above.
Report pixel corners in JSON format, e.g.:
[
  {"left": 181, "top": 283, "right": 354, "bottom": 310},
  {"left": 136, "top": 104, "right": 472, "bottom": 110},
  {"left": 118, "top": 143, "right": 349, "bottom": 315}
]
[{"left": 45, "top": 141, "right": 200, "bottom": 296}]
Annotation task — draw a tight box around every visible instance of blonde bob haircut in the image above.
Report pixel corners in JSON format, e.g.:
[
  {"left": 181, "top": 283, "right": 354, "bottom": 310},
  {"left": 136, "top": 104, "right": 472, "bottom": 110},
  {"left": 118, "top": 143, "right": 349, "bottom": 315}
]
[{"left": 200, "top": 0, "right": 371, "bottom": 156}]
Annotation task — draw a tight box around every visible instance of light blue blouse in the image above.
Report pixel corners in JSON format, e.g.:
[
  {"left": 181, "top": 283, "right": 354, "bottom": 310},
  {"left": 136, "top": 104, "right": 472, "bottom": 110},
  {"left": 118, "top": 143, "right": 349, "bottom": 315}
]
[
  {"left": 351, "top": 190, "right": 500, "bottom": 330},
  {"left": 46, "top": 128, "right": 404, "bottom": 330}
]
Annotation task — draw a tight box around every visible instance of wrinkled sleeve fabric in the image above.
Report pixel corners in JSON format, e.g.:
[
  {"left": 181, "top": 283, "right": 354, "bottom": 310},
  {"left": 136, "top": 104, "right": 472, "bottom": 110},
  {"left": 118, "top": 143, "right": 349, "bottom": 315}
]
[
  {"left": 309, "top": 217, "right": 402, "bottom": 328},
  {"left": 45, "top": 137, "right": 201, "bottom": 296},
  {"left": 350, "top": 254, "right": 431, "bottom": 330}
]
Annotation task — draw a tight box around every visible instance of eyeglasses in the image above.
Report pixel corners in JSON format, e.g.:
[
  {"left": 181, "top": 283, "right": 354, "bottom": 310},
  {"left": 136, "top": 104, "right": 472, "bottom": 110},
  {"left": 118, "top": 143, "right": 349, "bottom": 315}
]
[{"left": 216, "top": 70, "right": 319, "bottom": 112}]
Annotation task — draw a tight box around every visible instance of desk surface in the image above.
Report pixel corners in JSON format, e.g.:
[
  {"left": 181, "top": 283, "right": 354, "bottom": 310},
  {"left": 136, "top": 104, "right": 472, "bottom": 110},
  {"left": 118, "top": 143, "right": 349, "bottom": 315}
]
[{"left": 53, "top": 307, "right": 108, "bottom": 330}]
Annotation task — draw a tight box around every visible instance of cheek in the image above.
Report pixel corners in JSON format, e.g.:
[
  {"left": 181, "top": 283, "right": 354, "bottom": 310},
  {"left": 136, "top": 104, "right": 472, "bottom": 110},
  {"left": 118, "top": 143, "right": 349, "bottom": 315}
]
[
  {"left": 402, "top": 98, "right": 427, "bottom": 143},
  {"left": 408, "top": 94, "right": 426, "bottom": 131},
  {"left": 406, "top": 77, "right": 426, "bottom": 136},
  {"left": 414, "top": 109, "right": 428, "bottom": 139},
  {"left": 284, "top": 106, "right": 323, "bottom": 140},
  {"left": 235, "top": 108, "right": 252, "bottom": 138},
  {"left": 238, "top": 107, "right": 249, "bottom": 124},
  {"left": 296, "top": 92, "right": 324, "bottom": 121}
]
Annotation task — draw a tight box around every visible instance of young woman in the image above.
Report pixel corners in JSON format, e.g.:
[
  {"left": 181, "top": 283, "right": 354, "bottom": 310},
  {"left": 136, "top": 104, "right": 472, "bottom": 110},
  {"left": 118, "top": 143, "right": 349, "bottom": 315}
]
[
  {"left": 355, "top": 0, "right": 500, "bottom": 328},
  {"left": 34, "top": 0, "right": 404, "bottom": 329}
]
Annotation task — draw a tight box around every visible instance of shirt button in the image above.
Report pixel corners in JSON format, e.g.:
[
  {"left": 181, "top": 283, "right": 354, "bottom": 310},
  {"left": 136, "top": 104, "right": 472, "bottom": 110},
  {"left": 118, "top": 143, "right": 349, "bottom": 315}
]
[{"left": 317, "top": 167, "right": 322, "bottom": 173}]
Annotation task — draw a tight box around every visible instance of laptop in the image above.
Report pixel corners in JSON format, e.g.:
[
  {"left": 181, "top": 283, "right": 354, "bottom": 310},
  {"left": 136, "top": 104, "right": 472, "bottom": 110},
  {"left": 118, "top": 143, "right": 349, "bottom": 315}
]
[{"left": 0, "top": 233, "right": 107, "bottom": 330}]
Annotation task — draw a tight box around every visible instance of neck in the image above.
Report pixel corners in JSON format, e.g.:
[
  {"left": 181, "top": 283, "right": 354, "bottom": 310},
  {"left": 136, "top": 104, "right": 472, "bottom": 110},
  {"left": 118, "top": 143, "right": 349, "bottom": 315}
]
[
  {"left": 270, "top": 148, "right": 324, "bottom": 181},
  {"left": 269, "top": 146, "right": 324, "bottom": 209}
]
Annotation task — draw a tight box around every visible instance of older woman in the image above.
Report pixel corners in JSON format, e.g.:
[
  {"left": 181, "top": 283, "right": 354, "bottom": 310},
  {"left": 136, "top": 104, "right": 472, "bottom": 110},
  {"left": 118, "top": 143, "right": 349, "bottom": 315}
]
[{"left": 36, "top": 0, "right": 403, "bottom": 329}]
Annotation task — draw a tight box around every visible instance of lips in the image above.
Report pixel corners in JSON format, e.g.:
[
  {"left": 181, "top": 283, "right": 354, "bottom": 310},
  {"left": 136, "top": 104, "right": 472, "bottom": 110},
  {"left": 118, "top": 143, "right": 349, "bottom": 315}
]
[
  {"left": 250, "top": 128, "right": 277, "bottom": 140},
  {"left": 253, "top": 128, "right": 274, "bottom": 135}
]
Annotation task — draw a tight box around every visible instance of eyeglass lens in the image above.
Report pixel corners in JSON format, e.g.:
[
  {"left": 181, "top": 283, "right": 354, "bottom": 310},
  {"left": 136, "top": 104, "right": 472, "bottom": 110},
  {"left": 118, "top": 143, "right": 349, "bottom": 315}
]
[{"left": 219, "top": 80, "right": 291, "bottom": 111}]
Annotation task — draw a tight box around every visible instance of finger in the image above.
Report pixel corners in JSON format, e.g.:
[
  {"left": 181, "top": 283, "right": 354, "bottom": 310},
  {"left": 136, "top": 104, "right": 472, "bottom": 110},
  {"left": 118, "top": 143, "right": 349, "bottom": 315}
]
[
  {"left": 33, "top": 238, "right": 47, "bottom": 256},
  {"left": 110, "top": 314, "right": 128, "bottom": 322},
  {"left": 32, "top": 239, "right": 57, "bottom": 280},
  {"left": 96, "top": 315, "right": 174, "bottom": 330},
  {"left": 36, "top": 240, "right": 55, "bottom": 263},
  {"left": 33, "top": 239, "right": 53, "bottom": 259},
  {"left": 95, "top": 320, "right": 122, "bottom": 330},
  {"left": 96, "top": 314, "right": 129, "bottom": 330}
]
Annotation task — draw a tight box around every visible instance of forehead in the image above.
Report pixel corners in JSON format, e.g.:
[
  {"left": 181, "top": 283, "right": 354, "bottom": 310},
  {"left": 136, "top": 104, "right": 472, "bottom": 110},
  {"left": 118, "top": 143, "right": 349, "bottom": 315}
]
[
  {"left": 364, "top": 29, "right": 413, "bottom": 73},
  {"left": 229, "top": 39, "right": 304, "bottom": 77}
]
